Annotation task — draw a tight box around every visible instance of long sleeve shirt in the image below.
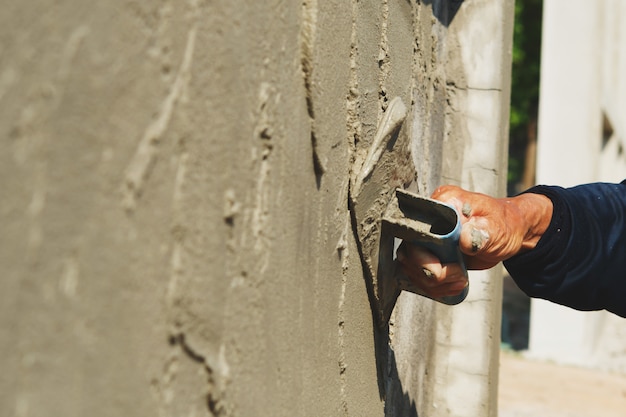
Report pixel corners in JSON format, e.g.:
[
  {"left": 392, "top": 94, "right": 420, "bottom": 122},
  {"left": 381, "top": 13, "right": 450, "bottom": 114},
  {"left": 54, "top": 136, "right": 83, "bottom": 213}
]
[{"left": 503, "top": 181, "right": 626, "bottom": 318}]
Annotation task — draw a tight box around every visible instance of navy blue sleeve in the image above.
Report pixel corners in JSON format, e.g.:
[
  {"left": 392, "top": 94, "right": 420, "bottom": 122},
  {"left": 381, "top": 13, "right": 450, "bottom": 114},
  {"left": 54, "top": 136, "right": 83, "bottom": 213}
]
[{"left": 503, "top": 181, "right": 626, "bottom": 318}]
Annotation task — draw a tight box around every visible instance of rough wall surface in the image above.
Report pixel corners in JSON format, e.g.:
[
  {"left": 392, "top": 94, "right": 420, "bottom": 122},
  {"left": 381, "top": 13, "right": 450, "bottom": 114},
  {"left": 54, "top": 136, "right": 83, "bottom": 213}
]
[
  {"left": 0, "top": 1, "right": 513, "bottom": 416},
  {"left": 389, "top": 2, "right": 513, "bottom": 416}
]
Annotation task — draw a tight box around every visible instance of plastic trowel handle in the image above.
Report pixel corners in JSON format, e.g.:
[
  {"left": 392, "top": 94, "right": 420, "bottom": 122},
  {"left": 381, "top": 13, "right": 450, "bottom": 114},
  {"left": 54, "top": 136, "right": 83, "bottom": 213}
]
[{"left": 382, "top": 188, "right": 469, "bottom": 305}]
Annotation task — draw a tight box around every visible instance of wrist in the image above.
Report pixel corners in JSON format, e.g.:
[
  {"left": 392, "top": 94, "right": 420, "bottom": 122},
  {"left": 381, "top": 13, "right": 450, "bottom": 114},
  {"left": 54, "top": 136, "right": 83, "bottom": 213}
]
[{"left": 508, "top": 192, "right": 553, "bottom": 252}]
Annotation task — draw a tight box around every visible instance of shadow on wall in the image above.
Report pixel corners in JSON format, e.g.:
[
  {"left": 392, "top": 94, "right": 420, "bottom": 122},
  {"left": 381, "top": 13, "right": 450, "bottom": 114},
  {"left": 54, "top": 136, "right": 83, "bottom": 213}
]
[
  {"left": 381, "top": 341, "right": 419, "bottom": 417},
  {"left": 422, "top": 0, "right": 465, "bottom": 26}
]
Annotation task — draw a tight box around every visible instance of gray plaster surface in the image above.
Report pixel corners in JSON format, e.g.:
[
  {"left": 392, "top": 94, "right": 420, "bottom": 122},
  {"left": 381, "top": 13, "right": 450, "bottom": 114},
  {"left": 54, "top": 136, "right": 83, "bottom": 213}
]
[{"left": 0, "top": 1, "right": 513, "bottom": 416}]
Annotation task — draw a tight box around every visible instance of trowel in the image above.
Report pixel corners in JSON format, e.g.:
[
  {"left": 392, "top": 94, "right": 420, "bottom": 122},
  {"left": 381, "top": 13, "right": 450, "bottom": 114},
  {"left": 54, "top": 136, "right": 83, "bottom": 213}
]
[{"left": 349, "top": 97, "right": 468, "bottom": 327}]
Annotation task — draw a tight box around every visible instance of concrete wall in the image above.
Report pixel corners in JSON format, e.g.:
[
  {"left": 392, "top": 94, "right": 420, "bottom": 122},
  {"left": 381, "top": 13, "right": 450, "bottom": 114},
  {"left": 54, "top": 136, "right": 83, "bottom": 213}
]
[
  {"left": 0, "top": 1, "right": 513, "bottom": 416},
  {"left": 531, "top": 0, "right": 626, "bottom": 373}
]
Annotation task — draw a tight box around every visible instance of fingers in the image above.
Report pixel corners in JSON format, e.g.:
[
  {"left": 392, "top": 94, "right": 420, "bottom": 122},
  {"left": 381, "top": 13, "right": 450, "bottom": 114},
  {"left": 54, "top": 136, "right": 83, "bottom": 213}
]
[
  {"left": 397, "top": 243, "right": 468, "bottom": 298},
  {"left": 431, "top": 185, "right": 471, "bottom": 219},
  {"left": 431, "top": 185, "right": 505, "bottom": 270},
  {"left": 422, "top": 281, "right": 469, "bottom": 299},
  {"left": 459, "top": 220, "right": 490, "bottom": 255},
  {"left": 398, "top": 242, "right": 442, "bottom": 277}
]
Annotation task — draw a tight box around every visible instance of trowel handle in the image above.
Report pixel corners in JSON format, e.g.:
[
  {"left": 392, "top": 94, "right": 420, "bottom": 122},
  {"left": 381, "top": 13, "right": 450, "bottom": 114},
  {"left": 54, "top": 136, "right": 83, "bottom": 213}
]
[
  {"left": 411, "top": 208, "right": 464, "bottom": 264},
  {"left": 387, "top": 190, "right": 469, "bottom": 305},
  {"left": 405, "top": 212, "right": 468, "bottom": 305}
]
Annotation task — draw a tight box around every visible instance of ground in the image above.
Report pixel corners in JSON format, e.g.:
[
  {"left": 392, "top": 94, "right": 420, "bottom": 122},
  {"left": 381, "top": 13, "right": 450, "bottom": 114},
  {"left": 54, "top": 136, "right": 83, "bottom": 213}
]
[{"left": 498, "top": 350, "right": 626, "bottom": 417}]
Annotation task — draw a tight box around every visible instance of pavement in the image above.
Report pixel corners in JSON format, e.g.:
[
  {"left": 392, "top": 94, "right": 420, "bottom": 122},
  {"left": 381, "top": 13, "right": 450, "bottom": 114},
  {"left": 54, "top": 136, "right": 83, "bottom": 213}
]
[{"left": 498, "top": 350, "right": 626, "bottom": 417}]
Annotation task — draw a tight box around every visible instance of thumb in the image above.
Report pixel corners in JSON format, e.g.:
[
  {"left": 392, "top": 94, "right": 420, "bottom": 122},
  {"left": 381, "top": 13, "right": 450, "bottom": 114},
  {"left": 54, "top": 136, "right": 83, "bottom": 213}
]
[{"left": 459, "top": 221, "right": 490, "bottom": 256}]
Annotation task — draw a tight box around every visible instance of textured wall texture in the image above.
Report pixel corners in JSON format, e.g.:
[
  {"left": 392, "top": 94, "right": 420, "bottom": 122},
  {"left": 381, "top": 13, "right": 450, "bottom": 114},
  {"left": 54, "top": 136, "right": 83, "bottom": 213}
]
[{"left": 0, "top": 1, "right": 513, "bottom": 416}]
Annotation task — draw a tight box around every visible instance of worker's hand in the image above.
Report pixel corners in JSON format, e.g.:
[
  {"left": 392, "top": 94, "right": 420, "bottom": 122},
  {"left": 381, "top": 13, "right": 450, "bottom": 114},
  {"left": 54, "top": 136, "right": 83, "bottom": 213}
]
[
  {"left": 396, "top": 242, "right": 469, "bottom": 298},
  {"left": 397, "top": 185, "right": 553, "bottom": 297}
]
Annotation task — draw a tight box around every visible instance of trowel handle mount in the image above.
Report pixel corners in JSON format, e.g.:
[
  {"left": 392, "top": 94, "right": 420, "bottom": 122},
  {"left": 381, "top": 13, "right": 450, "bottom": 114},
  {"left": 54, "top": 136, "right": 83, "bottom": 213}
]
[{"left": 383, "top": 189, "right": 469, "bottom": 305}]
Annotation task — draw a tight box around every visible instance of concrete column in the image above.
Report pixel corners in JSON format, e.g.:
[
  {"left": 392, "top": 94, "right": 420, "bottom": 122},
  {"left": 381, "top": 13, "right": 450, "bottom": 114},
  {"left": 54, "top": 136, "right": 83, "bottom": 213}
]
[{"left": 390, "top": 1, "right": 514, "bottom": 416}]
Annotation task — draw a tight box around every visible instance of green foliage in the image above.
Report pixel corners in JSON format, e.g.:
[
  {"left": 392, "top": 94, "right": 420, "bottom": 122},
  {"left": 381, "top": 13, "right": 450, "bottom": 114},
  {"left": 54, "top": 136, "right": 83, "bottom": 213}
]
[
  {"left": 508, "top": 0, "right": 543, "bottom": 189},
  {"left": 510, "top": 0, "right": 542, "bottom": 140}
]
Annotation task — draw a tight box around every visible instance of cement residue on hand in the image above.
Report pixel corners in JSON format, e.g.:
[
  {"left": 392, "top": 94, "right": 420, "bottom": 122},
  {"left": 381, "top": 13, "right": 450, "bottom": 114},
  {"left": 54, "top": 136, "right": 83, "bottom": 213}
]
[
  {"left": 462, "top": 202, "right": 472, "bottom": 217},
  {"left": 470, "top": 227, "right": 489, "bottom": 253}
]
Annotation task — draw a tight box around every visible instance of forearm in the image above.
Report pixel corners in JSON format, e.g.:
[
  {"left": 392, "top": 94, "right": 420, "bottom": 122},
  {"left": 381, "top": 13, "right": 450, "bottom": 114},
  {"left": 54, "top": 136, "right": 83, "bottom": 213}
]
[{"left": 504, "top": 181, "right": 626, "bottom": 317}]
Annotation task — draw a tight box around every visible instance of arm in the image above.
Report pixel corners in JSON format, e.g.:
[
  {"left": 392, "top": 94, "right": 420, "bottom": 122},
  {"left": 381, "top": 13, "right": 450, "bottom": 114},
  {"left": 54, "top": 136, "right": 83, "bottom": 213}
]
[
  {"left": 504, "top": 182, "right": 626, "bottom": 317},
  {"left": 398, "top": 182, "right": 626, "bottom": 317}
]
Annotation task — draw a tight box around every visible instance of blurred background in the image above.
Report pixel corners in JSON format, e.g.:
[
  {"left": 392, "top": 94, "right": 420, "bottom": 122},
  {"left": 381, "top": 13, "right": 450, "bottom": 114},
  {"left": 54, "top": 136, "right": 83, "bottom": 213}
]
[{"left": 500, "top": 1, "right": 626, "bottom": 416}]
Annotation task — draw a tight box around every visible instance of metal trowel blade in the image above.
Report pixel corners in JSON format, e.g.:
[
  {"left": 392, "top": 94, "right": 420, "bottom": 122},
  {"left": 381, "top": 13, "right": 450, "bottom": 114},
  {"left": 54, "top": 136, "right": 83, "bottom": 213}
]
[{"left": 378, "top": 189, "right": 469, "bottom": 323}]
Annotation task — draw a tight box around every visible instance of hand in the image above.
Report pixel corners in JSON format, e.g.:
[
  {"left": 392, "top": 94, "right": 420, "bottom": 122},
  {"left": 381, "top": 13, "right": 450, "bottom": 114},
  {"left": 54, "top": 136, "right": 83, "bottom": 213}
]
[
  {"left": 397, "top": 242, "right": 469, "bottom": 299},
  {"left": 397, "top": 185, "right": 553, "bottom": 297}
]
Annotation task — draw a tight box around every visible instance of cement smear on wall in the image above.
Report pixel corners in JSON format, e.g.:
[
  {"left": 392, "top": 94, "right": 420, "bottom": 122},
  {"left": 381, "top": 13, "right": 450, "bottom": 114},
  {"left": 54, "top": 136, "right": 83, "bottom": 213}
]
[{"left": 0, "top": 1, "right": 512, "bottom": 416}]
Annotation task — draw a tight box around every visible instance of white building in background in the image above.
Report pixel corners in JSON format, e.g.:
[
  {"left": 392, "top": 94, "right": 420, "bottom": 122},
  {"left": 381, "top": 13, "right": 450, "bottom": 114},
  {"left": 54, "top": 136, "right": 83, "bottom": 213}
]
[{"left": 529, "top": 0, "right": 626, "bottom": 372}]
